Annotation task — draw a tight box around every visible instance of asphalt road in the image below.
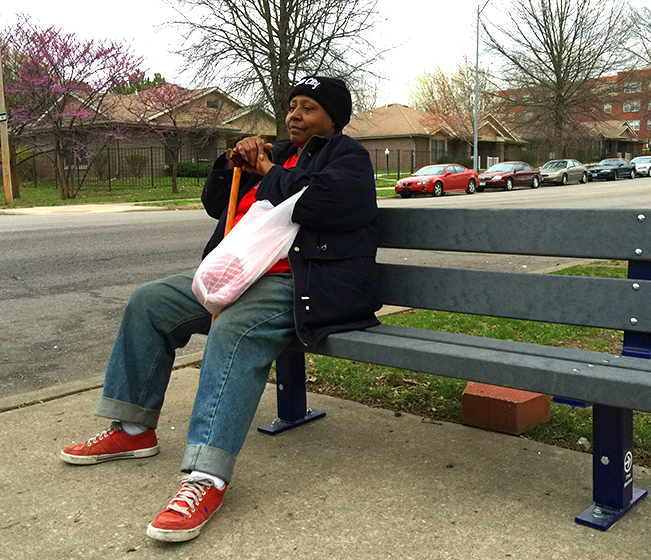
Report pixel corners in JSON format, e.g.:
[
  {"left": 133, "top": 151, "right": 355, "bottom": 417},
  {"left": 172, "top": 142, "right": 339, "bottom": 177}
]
[{"left": 1, "top": 178, "right": 650, "bottom": 398}]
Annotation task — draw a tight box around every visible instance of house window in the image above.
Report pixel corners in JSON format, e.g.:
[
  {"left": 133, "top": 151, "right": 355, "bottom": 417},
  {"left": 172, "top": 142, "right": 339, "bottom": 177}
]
[
  {"left": 628, "top": 120, "right": 640, "bottom": 131},
  {"left": 206, "top": 99, "right": 222, "bottom": 109},
  {"left": 624, "top": 82, "right": 642, "bottom": 93},
  {"left": 624, "top": 101, "right": 641, "bottom": 112},
  {"left": 522, "top": 94, "right": 533, "bottom": 102},
  {"left": 647, "top": 120, "right": 651, "bottom": 130},
  {"left": 604, "top": 103, "right": 612, "bottom": 114}
]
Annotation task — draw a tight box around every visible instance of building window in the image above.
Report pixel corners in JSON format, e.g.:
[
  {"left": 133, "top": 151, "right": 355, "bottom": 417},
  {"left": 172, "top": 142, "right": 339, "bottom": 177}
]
[
  {"left": 628, "top": 120, "right": 640, "bottom": 131},
  {"left": 623, "top": 101, "right": 641, "bottom": 112},
  {"left": 604, "top": 103, "right": 612, "bottom": 114},
  {"left": 601, "top": 83, "right": 617, "bottom": 95},
  {"left": 647, "top": 120, "right": 651, "bottom": 130},
  {"left": 522, "top": 94, "right": 533, "bottom": 102},
  {"left": 624, "top": 82, "right": 642, "bottom": 93}
]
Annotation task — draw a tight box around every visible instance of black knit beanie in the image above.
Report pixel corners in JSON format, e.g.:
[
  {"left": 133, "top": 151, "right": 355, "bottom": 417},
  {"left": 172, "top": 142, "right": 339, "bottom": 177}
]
[{"left": 288, "top": 76, "right": 352, "bottom": 132}]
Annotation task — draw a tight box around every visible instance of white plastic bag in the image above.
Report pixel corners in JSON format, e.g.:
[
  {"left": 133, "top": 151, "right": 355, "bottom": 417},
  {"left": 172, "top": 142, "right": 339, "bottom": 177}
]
[{"left": 192, "top": 187, "right": 307, "bottom": 316}]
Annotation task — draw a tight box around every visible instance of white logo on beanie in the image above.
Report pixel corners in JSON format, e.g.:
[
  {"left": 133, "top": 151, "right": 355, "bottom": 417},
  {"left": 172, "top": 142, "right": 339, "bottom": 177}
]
[{"left": 296, "top": 77, "right": 321, "bottom": 90}]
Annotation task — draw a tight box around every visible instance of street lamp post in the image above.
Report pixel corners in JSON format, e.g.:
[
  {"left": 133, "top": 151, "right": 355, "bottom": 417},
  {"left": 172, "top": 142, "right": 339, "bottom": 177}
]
[
  {"left": 474, "top": 0, "right": 490, "bottom": 172},
  {"left": 385, "top": 148, "right": 390, "bottom": 178}
]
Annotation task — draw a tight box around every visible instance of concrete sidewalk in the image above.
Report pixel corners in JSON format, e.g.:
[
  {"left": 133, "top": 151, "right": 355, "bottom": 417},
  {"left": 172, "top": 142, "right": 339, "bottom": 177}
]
[
  {"left": 0, "top": 202, "right": 170, "bottom": 215},
  {"left": 2, "top": 356, "right": 651, "bottom": 560}
]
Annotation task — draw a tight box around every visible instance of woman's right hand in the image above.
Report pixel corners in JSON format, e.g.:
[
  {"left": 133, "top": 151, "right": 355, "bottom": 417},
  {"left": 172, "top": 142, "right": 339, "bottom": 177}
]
[{"left": 226, "top": 137, "right": 274, "bottom": 175}]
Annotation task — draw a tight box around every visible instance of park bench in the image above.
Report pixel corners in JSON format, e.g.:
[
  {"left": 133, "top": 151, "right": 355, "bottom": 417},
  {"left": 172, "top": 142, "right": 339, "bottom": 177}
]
[{"left": 257, "top": 206, "right": 651, "bottom": 531}]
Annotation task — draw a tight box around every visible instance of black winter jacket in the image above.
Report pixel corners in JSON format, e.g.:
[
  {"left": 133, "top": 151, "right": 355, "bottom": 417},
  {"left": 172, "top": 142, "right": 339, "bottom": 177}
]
[{"left": 201, "top": 133, "right": 382, "bottom": 348}]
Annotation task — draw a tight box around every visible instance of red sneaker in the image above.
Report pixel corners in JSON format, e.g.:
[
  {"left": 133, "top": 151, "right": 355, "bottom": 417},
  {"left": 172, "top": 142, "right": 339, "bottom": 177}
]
[
  {"left": 60, "top": 421, "right": 159, "bottom": 465},
  {"left": 146, "top": 476, "right": 226, "bottom": 542}
]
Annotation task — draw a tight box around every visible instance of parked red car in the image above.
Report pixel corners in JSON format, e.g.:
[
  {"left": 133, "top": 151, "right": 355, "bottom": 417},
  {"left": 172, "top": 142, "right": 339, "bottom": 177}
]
[
  {"left": 477, "top": 161, "right": 541, "bottom": 191},
  {"left": 395, "top": 164, "right": 478, "bottom": 198}
]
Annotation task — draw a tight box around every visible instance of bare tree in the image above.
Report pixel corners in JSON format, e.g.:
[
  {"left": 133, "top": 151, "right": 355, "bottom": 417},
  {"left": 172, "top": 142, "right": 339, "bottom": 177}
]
[
  {"left": 168, "top": 0, "right": 384, "bottom": 138},
  {"left": 628, "top": 5, "right": 651, "bottom": 66},
  {"left": 409, "top": 57, "right": 496, "bottom": 146},
  {"left": 483, "top": 0, "right": 633, "bottom": 157}
]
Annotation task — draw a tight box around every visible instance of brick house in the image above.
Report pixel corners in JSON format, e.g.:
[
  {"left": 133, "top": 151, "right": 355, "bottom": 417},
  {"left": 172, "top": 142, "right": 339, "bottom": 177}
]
[{"left": 344, "top": 104, "right": 525, "bottom": 172}]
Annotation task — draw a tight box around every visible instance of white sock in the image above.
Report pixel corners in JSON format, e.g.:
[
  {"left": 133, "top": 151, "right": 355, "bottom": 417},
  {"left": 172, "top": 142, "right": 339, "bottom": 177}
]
[
  {"left": 120, "top": 421, "right": 148, "bottom": 435},
  {"left": 191, "top": 470, "right": 226, "bottom": 490}
]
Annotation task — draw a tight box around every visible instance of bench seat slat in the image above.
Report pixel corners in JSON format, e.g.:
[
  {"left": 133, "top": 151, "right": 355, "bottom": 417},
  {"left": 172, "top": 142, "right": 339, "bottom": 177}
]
[
  {"left": 289, "top": 324, "right": 651, "bottom": 413},
  {"left": 379, "top": 263, "right": 651, "bottom": 332},
  {"left": 379, "top": 208, "right": 650, "bottom": 261}
]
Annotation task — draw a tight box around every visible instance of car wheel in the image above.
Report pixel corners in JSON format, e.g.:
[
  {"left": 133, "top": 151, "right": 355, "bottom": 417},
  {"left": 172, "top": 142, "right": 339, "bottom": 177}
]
[
  {"left": 531, "top": 176, "right": 540, "bottom": 189},
  {"left": 647, "top": 169, "right": 651, "bottom": 177},
  {"left": 432, "top": 182, "right": 444, "bottom": 197},
  {"left": 466, "top": 179, "right": 476, "bottom": 194},
  {"left": 504, "top": 178, "right": 514, "bottom": 191},
  {"left": 629, "top": 169, "right": 635, "bottom": 179},
  {"left": 580, "top": 172, "right": 588, "bottom": 184},
  {"left": 399, "top": 191, "right": 411, "bottom": 198},
  {"left": 560, "top": 174, "right": 568, "bottom": 186}
]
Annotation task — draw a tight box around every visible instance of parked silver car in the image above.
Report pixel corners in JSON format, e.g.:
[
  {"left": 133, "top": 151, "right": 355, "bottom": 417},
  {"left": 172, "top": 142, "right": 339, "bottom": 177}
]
[
  {"left": 631, "top": 156, "right": 651, "bottom": 177},
  {"left": 540, "top": 159, "right": 588, "bottom": 185}
]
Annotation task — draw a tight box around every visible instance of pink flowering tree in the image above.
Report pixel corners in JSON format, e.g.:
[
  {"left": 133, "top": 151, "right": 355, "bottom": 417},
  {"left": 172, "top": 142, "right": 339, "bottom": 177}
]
[
  {"left": 119, "top": 82, "right": 221, "bottom": 193},
  {"left": 1, "top": 16, "right": 142, "bottom": 199}
]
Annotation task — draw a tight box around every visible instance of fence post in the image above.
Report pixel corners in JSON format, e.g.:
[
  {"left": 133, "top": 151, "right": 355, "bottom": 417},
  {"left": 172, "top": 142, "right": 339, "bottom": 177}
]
[
  {"left": 107, "top": 148, "right": 112, "bottom": 190},
  {"left": 150, "top": 147, "right": 154, "bottom": 187},
  {"left": 397, "top": 150, "right": 401, "bottom": 180}
]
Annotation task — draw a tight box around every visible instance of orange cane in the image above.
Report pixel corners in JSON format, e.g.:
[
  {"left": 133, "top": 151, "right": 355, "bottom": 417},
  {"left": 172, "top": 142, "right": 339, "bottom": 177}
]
[{"left": 211, "top": 165, "right": 241, "bottom": 325}]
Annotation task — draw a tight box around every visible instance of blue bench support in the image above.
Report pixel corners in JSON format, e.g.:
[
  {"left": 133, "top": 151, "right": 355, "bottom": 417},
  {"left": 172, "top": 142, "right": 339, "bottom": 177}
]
[
  {"left": 257, "top": 349, "right": 325, "bottom": 435},
  {"left": 576, "top": 260, "right": 651, "bottom": 530}
]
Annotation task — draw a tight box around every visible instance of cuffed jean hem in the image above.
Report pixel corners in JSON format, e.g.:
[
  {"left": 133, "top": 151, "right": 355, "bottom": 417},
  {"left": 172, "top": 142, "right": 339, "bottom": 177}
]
[
  {"left": 95, "top": 396, "right": 161, "bottom": 429},
  {"left": 181, "top": 444, "right": 236, "bottom": 484}
]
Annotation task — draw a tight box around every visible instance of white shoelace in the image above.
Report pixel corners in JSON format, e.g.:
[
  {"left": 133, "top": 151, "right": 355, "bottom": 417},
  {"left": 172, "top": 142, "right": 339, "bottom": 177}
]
[
  {"left": 166, "top": 476, "right": 215, "bottom": 517},
  {"left": 86, "top": 421, "right": 121, "bottom": 446}
]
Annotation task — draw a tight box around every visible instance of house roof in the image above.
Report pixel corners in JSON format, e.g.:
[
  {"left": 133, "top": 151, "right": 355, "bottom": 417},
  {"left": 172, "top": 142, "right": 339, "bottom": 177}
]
[
  {"left": 344, "top": 104, "right": 440, "bottom": 139},
  {"left": 345, "top": 104, "right": 523, "bottom": 144},
  {"left": 581, "top": 120, "right": 642, "bottom": 141}
]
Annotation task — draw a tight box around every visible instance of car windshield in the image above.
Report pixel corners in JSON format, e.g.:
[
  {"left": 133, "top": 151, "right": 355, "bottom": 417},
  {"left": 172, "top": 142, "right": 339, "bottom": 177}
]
[
  {"left": 598, "top": 159, "right": 621, "bottom": 166},
  {"left": 485, "top": 163, "right": 515, "bottom": 172},
  {"left": 541, "top": 161, "right": 567, "bottom": 169},
  {"left": 631, "top": 156, "right": 651, "bottom": 163},
  {"left": 414, "top": 166, "right": 445, "bottom": 176}
]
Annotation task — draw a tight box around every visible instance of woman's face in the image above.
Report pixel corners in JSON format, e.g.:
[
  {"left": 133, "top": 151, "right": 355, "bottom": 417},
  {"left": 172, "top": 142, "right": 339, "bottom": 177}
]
[{"left": 285, "top": 95, "right": 336, "bottom": 148}]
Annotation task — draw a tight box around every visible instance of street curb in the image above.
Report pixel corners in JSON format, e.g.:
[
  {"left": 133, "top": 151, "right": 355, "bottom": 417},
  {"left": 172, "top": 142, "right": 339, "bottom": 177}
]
[{"left": 0, "top": 352, "right": 204, "bottom": 414}]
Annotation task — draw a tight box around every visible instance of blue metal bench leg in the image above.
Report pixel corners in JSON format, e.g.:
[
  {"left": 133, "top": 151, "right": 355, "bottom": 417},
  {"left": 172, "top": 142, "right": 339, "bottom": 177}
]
[
  {"left": 576, "top": 259, "right": 650, "bottom": 530},
  {"left": 258, "top": 349, "right": 326, "bottom": 435},
  {"left": 575, "top": 404, "right": 647, "bottom": 530}
]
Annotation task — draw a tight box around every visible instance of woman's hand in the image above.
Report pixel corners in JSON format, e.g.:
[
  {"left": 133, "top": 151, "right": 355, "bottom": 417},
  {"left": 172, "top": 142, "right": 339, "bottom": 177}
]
[{"left": 225, "top": 137, "right": 274, "bottom": 175}]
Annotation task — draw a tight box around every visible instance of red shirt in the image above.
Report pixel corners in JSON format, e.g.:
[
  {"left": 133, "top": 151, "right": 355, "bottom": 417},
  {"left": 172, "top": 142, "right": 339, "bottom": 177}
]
[{"left": 231, "top": 154, "right": 298, "bottom": 274}]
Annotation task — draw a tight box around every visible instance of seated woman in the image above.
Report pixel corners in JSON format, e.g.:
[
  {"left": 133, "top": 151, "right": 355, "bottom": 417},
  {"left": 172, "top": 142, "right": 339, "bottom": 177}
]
[{"left": 60, "top": 76, "right": 382, "bottom": 542}]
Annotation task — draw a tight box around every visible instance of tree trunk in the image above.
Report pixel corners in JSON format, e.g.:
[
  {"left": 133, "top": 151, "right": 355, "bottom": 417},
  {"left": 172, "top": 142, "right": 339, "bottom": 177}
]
[
  {"left": 171, "top": 154, "right": 179, "bottom": 194},
  {"left": 55, "top": 143, "right": 72, "bottom": 199},
  {"left": 9, "top": 138, "right": 20, "bottom": 199}
]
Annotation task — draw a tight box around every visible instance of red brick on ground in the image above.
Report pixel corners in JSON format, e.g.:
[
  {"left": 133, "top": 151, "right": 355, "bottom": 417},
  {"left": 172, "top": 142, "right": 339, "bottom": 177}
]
[{"left": 462, "top": 382, "right": 551, "bottom": 435}]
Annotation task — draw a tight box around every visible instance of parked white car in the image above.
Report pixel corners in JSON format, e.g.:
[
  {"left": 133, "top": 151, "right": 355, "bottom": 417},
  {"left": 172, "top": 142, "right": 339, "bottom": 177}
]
[{"left": 631, "top": 156, "right": 651, "bottom": 177}]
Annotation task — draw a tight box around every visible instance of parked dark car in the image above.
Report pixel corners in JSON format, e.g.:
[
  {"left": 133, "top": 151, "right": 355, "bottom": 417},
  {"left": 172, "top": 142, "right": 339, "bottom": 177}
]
[
  {"left": 477, "top": 161, "right": 541, "bottom": 191},
  {"left": 587, "top": 158, "right": 636, "bottom": 181},
  {"left": 395, "top": 164, "right": 478, "bottom": 198},
  {"left": 540, "top": 159, "right": 588, "bottom": 185}
]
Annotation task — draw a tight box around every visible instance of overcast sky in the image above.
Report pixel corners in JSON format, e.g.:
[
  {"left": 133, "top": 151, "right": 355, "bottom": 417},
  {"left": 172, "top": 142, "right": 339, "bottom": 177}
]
[{"left": 4, "top": 0, "right": 505, "bottom": 105}]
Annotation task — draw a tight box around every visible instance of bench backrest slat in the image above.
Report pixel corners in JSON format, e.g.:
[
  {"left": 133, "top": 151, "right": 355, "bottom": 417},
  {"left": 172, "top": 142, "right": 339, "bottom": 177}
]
[
  {"left": 379, "top": 208, "right": 651, "bottom": 260},
  {"left": 379, "top": 264, "right": 651, "bottom": 332}
]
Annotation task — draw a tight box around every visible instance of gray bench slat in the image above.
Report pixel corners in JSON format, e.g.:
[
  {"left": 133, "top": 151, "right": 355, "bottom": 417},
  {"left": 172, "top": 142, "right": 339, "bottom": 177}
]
[
  {"left": 379, "top": 208, "right": 651, "bottom": 260},
  {"left": 379, "top": 263, "right": 651, "bottom": 333},
  {"left": 290, "top": 324, "right": 651, "bottom": 413}
]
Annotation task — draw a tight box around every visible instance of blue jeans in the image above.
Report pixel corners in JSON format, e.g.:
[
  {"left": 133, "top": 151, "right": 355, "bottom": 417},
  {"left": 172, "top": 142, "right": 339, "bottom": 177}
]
[{"left": 95, "top": 269, "right": 296, "bottom": 483}]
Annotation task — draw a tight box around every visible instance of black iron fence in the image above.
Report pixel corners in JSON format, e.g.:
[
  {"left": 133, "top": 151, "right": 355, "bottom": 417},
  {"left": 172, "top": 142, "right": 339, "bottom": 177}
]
[{"left": 16, "top": 145, "right": 221, "bottom": 189}]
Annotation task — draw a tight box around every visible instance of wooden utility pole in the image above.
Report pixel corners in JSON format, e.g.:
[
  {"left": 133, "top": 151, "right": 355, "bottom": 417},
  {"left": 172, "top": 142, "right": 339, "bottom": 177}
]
[{"left": 0, "top": 46, "right": 13, "bottom": 205}]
